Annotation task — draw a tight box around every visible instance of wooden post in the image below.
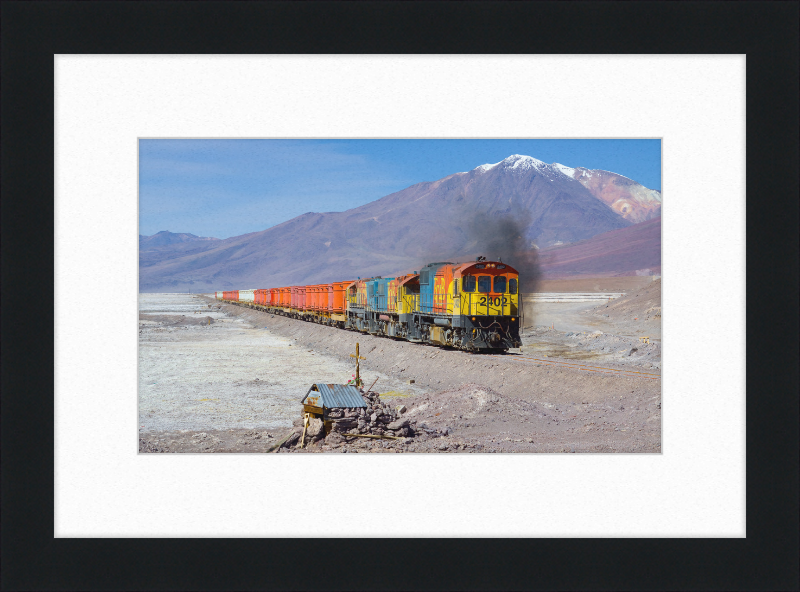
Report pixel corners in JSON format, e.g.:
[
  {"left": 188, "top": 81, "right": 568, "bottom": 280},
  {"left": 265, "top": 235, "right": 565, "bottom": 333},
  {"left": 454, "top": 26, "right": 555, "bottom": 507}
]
[
  {"left": 349, "top": 342, "right": 366, "bottom": 386},
  {"left": 300, "top": 413, "right": 310, "bottom": 448}
]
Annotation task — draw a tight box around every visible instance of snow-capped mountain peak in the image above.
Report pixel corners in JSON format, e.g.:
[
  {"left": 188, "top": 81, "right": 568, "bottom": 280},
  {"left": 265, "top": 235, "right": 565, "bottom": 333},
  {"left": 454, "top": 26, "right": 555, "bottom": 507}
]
[
  {"left": 501, "top": 154, "right": 546, "bottom": 170},
  {"left": 472, "top": 154, "right": 548, "bottom": 174}
]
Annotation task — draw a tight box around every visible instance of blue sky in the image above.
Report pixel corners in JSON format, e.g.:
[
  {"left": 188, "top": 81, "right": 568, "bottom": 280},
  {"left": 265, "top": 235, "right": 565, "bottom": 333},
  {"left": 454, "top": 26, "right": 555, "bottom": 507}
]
[{"left": 139, "top": 139, "right": 661, "bottom": 239}]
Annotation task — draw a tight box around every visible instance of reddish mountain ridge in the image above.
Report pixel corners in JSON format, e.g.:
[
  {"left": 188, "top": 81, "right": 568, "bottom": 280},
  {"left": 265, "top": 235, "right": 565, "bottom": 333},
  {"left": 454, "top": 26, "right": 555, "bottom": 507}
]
[
  {"left": 139, "top": 155, "right": 659, "bottom": 292},
  {"left": 552, "top": 164, "right": 661, "bottom": 223}
]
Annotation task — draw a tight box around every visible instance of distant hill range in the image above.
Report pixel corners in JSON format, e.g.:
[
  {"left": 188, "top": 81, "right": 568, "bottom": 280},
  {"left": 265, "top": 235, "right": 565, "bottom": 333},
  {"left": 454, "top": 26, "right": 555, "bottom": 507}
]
[
  {"left": 139, "top": 231, "right": 219, "bottom": 248},
  {"left": 538, "top": 218, "right": 661, "bottom": 279},
  {"left": 139, "top": 155, "right": 661, "bottom": 292}
]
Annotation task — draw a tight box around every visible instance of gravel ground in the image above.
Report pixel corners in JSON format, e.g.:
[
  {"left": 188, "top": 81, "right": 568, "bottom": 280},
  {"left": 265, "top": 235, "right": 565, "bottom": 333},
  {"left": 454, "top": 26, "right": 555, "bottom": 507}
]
[
  {"left": 520, "top": 279, "right": 662, "bottom": 368},
  {"left": 138, "top": 293, "right": 430, "bottom": 435},
  {"left": 138, "top": 291, "right": 661, "bottom": 453}
]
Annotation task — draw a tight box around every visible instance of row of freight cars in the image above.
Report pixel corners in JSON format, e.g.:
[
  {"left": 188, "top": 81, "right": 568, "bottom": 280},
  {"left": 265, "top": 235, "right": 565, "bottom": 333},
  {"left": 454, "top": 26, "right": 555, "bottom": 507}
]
[{"left": 216, "top": 258, "right": 522, "bottom": 351}]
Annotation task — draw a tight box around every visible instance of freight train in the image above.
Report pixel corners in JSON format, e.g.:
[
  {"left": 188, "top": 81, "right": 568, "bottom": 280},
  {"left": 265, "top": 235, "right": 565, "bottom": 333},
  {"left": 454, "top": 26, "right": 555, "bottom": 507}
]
[{"left": 215, "top": 257, "right": 522, "bottom": 352}]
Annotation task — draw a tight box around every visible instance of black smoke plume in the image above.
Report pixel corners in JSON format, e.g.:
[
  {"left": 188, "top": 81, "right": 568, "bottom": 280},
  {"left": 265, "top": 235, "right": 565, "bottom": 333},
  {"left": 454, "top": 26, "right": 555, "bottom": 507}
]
[{"left": 464, "top": 207, "right": 541, "bottom": 295}]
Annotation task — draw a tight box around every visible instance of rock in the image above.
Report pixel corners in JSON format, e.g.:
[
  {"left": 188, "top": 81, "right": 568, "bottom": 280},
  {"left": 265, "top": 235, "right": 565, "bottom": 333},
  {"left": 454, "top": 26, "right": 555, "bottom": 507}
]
[
  {"left": 441, "top": 427, "right": 450, "bottom": 436},
  {"left": 397, "top": 405, "right": 407, "bottom": 414},
  {"left": 370, "top": 413, "right": 378, "bottom": 422},
  {"left": 332, "top": 419, "right": 357, "bottom": 432},
  {"left": 387, "top": 418, "right": 410, "bottom": 431},
  {"left": 407, "top": 379, "right": 415, "bottom": 384},
  {"left": 306, "top": 417, "right": 323, "bottom": 438}
]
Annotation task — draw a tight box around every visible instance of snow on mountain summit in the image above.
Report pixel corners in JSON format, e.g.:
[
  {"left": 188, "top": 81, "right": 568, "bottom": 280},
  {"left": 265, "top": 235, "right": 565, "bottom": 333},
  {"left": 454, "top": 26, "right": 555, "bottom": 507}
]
[
  {"left": 472, "top": 154, "right": 548, "bottom": 174},
  {"left": 501, "top": 154, "right": 547, "bottom": 169},
  {"left": 552, "top": 162, "right": 576, "bottom": 177},
  {"left": 473, "top": 160, "right": 502, "bottom": 173}
]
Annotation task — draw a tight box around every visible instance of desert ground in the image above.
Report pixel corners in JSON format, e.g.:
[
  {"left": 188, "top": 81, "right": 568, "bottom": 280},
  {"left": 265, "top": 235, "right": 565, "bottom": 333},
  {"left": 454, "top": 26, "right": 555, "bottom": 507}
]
[{"left": 138, "top": 278, "right": 661, "bottom": 453}]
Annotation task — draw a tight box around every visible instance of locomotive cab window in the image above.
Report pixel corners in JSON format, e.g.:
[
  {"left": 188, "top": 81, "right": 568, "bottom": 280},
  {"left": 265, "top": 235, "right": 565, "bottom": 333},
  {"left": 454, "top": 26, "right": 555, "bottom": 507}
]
[
  {"left": 478, "top": 275, "right": 491, "bottom": 293},
  {"left": 453, "top": 279, "right": 459, "bottom": 296},
  {"left": 462, "top": 275, "right": 476, "bottom": 292},
  {"left": 493, "top": 276, "right": 507, "bottom": 293},
  {"left": 509, "top": 278, "right": 518, "bottom": 294}
]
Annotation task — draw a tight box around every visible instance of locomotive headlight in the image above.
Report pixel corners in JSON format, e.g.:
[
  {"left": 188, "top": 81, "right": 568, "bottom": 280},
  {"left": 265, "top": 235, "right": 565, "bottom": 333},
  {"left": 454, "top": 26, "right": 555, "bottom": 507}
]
[
  {"left": 511, "top": 317, "right": 515, "bottom": 321},
  {"left": 471, "top": 317, "right": 476, "bottom": 321}
]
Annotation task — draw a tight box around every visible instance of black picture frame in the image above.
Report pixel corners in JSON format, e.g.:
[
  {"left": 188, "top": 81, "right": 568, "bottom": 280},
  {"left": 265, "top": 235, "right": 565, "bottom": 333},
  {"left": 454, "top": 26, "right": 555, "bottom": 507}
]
[{"left": 2, "top": 2, "right": 797, "bottom": 590}]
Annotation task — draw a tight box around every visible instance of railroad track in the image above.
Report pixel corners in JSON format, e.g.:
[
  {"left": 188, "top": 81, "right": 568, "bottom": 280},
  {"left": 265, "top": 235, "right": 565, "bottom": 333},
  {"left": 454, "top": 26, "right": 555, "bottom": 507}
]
[{"left": 489, "top": 353, "right": 661, "bottom": 380}]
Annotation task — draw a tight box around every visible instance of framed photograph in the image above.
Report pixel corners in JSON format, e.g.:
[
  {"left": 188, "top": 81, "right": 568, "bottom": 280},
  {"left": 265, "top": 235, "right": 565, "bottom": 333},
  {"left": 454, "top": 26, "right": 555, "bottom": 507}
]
[
  {"left": 3, "top": 2, "right": 797, "bottom": 590},
  {"left": 137, "top": 138, "right": 663, "bottom": 455}
]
